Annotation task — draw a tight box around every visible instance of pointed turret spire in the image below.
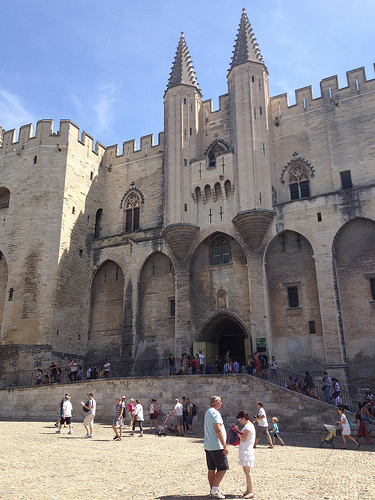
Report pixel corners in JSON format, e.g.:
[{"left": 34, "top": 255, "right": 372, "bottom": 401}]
[
  {"left": 166, "top": 33, "right": 200, "bottom": 91},
  {"left": 229, "top": 9, "right": 265, "bottom": 71}
]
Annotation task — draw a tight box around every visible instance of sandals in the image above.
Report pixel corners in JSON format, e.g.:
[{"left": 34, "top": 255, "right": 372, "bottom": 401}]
[{"left": 243, "top": 493, "right": 254, "bottom": 499}]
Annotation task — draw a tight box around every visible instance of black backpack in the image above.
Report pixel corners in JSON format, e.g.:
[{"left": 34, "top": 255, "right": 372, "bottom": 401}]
[{"left": 192, "top": 403, "right": 197, "bottom": 416}]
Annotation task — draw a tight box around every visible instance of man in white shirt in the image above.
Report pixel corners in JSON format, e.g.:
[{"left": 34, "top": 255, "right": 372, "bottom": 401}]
[
  {"left": 198, "top": 351, "right": 205, "bottom": 374},
  {"left": 167, "top": 398, "right": 184, "bottom": 436},
  {"left": 56, "top": 395, "right": 73, "bottom": 434},
  {"left": 252, "top": 401, "right": 273, "bottom": 449},
  {"left": 103, "top": 359, "right": 110, "bottom": 378},
  {"left": 82, "top": 392, "right": 96, "bottom": 438}
]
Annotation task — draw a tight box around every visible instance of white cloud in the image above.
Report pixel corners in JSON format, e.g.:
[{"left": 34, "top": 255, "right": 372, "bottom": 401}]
[{"left": 0, "top": 89, "right": 34, "bottom": 131}]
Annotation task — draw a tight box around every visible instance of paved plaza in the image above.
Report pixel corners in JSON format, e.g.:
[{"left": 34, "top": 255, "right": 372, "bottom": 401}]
[{"left": 0, "top": 421, "right": 374, "bottom": 500}]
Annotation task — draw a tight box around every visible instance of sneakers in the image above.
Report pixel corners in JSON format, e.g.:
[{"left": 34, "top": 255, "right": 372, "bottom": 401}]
[
  {"left": 68, "top": 430, "right": 72, "bottom": 434},
  {"left": 55, "top": 429, "right": 61, "bottom": 434},
  {"left": 113, "top": 435, "right": 119, "bottom": 440},
  {"left": 115, "top": 436, "right": 121, "bottom": 441},
  {"left": 211, "top": 488, "right": 225, "bottom": 499},
  {"left": 84, "top": 433, "right": 93, "bottom": 438}
]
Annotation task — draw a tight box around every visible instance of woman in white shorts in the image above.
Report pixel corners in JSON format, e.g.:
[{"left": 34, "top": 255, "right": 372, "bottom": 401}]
[{"left": 235, "top": 411, "right": 256, "bottom": 499}]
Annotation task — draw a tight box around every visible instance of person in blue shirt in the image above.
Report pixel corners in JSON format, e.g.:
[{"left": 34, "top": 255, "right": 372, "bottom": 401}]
[
  {"left": 204, "top": 395, "right": 229, "bottom": 499},
  {"left": 270, "top": 417, "right": 285, "bottom": 446}
]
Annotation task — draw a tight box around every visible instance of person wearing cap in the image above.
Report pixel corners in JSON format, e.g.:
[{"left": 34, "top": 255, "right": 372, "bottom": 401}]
[
  {"left": 82, "top": 392, "right": 96, "bottom": 438},
  {"left": 167, "top": 398, "right": 184, "bottom": 436},
  {"left": 204, "top": 395, "right": 229, "bottom": 499}
]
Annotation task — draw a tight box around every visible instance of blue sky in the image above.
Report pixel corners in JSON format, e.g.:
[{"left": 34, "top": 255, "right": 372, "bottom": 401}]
[{"left": 1, "top": 1, "right": 374, "bottom": 149}]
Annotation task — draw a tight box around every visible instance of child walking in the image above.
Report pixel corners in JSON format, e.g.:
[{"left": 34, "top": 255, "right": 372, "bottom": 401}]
[{"left": 270, "top": 417, "right": 285, "bottom": 446}]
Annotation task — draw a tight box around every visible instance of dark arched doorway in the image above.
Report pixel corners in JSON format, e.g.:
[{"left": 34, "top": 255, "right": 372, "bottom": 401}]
[{"left": 197, "top": 313, "right": 251, "bottom": 363}]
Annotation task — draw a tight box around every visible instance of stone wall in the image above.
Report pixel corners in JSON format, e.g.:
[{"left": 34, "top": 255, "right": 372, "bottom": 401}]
[{"left": 0, "top": 374, "right": 344, "bottom": 433}]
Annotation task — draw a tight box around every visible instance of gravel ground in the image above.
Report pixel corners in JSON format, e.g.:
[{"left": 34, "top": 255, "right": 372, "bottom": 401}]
[{"left": 0, "top": 421, "right": 374, "bottom": 500}]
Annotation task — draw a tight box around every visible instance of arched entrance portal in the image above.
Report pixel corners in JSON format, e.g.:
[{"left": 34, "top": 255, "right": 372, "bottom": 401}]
[{"left": 196, "top": 313, "right": 251, "bottom": 363}]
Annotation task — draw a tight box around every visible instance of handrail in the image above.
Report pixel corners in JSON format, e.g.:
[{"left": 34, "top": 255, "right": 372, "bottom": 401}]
[{"left": 0, "top": 357, "right": 365, "bottom": 412}]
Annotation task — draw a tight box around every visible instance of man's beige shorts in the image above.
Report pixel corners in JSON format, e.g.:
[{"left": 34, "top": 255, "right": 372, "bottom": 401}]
[{"left": 83, "top": 414, "right": 95, "bottom": 426}]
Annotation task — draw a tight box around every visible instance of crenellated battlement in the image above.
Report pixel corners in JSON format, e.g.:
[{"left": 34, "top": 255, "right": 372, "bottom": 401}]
[
  {"left": 0, "top": 119, "right": 106, "bottom": 158},
  {"left": 270, "top": 64, "right": 375, "bottom": 119},
  {"left": 104, "top": 131, "right": 164, "bottom": 163},
  {"left": 202, "top": 93, "right": 229, "bottom": 117}
]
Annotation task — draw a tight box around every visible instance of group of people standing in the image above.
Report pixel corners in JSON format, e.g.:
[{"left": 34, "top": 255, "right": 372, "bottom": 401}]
[
  {"left": 55, "top": 392, "right": 96, "bottom": 438},
  {"left": 204, "top": 396, "right": 285, "bottom": 499}
]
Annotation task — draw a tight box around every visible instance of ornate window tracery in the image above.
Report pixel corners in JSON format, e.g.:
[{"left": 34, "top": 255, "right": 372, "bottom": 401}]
[
  {"left": 124, "top": 192, "right": 141, "bottom": 232},
  {"left": 288, "top": 164, "right": 310, "bottom": 200}
]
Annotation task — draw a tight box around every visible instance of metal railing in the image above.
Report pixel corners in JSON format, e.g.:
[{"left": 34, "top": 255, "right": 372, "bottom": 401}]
[{"left": 0, "top": 357, "right": 365, "bottom": 412}]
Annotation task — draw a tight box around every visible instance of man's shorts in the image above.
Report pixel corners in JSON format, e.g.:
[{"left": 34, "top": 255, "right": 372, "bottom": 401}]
[
  {"left": 60, "top": 416, "right": 72, "bottom": 425},
  {"left": 83, "top": 414, "right": 95, "bottom": 426},
  {"left": 176, "top": 415, "right": 183, "bottom": 426},
  {"left": 187, "top": 414, "right": 193, "bottom": 425},
  {"left": 205, "top": 449, "right": 229, "bottom": 472},
  {"left": 257, "top": 426, "right": 271, "bottom": 440}
]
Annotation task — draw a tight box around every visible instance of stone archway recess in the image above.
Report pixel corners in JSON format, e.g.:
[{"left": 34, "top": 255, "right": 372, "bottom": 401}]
[{"left": 194, "top": 312, "right": 251, "bottom": 364}]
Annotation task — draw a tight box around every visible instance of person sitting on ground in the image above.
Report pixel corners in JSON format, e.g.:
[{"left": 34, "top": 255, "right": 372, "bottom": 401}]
[
  {"left": 286, "top": 375, "right": 297, "bottom": 391},
  {"left": 306, "top": 385, "right": 320, "bottom": 400},
  {"left": 334, "top": 391, "right": 343, "bottom": 407}
]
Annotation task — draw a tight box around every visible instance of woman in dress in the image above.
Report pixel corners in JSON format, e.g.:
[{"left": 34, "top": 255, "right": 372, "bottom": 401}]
[
  {"left": 235, "top": 410, "right": 256, "bottom": 499},
  {"left": 337, "top": 407, "right": 360, "bottom": 449}
]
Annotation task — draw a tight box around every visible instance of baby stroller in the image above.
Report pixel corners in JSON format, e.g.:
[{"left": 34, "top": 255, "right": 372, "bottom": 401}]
[{"left": 320, "top": 423, "right": 342, "bottom": 448}]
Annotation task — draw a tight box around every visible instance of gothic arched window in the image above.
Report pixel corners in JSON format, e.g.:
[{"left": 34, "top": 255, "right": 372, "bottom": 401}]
[
  {"left": 210, "top": 236, "right": 231, "bottom": 266},
  {"left": 125, "top": 192, "right": 141, "bottom": 232},
  {"left": 289, "top": 165, "right": 310, "bottom": 200}
]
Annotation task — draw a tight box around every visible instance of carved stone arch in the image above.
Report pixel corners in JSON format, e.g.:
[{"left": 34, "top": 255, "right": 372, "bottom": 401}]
[
  {"left": 137, "top": 251, "right": 176, "bottom": 360},
  {"left": 332, "top": 217, "right": 375, "bottom": 385},
  {"left": 265, "top": 229, "right": 324, "bottom": 373},
  {"left": 121, "top": 188, "right": 144, "bottom": 233},
  {"left": 88, "top": 259, "right": 125, "bottom": 365},
  {"left": 204, "top": 184, "right": 211, "bottom": 202},
  {"left": 204, "top": 138, "right": 232, "bottom": 169},
  {"left": 119, "top": 185, "right": 145, "bottom": 209},
  {"left": 280, "top": 154, "right": 315, "bottom": 185}
]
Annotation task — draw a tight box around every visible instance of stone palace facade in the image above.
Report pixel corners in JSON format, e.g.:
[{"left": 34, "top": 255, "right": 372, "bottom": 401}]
[{"left": 0, "top": 10, "right": 374, "bottom": 389}]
